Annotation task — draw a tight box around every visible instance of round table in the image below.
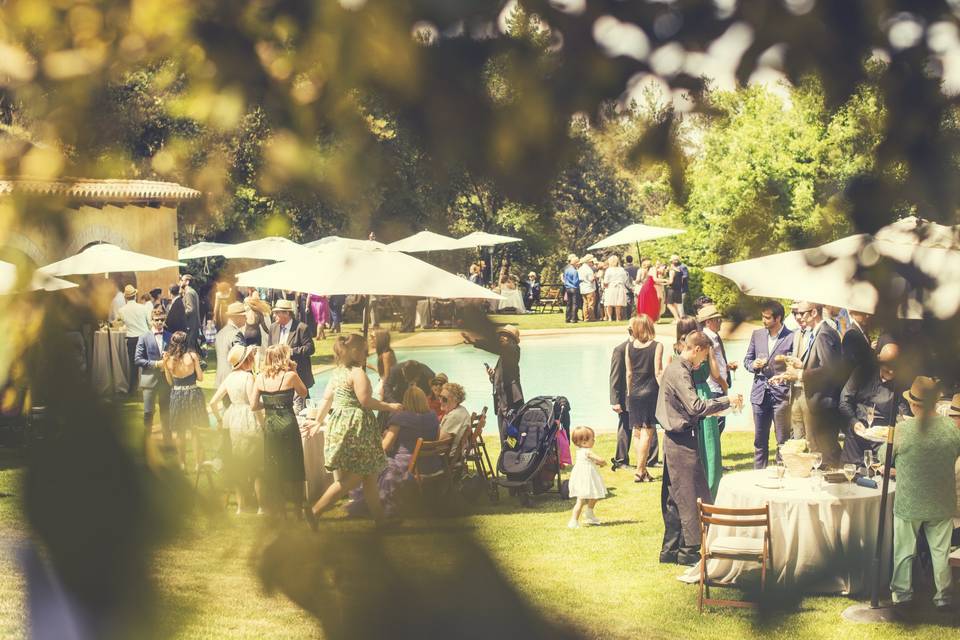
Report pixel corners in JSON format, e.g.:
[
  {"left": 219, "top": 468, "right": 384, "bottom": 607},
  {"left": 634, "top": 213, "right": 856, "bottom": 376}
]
[
  {"left": 92, "top": 328, "right": 130, "bottom": 395},
  {"left": 680, "top": 469, "right": 895, "bottom": 595}
]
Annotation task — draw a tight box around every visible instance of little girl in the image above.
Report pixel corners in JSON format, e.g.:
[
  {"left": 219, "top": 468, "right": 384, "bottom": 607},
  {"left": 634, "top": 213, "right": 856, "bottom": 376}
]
[{"left": 568, "top": 426, "right": 607, "bottom": 528}]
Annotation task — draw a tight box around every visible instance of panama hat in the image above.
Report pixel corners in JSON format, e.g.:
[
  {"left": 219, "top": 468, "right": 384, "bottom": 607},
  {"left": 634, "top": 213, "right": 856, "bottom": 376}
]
[
  {"left": 273, "top": 299, "right": 297, "bottom": 313},
  {"left": 903, "top": 376, "right": 940, "bottom": 404},
  {"left": 123, "top": 284, "right": 138, "bottom": 299},
  {"left": 567, "top": 253, "right": 579, "bottom": 262},
  {"left": 947, "top": 393, "right": 960, "bottom": 418},
  {"left": 228, "top": 344, "right": 256, "bottom": 370},
  {"left": 696, "top": 304, "right": 723, "bottom": 323},
  {"left": 581, "top": 254, "right": 595, "bottom": 263},
  {"left": 226, "top": 301, "right": 246, "bottom": 317},
  {"left": 496, "top": 324, "right": 520, "bottom": 342}
]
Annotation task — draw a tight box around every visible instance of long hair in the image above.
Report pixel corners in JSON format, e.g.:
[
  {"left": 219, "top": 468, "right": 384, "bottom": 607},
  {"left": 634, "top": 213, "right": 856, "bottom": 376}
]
[
  {"left": 166, "top": 331, "right": 189, "bottom": 361},
  {"left": 263, "top": 344, "right": 292, "bottom": 377},
  {"left": 402, "top": 385, "right": 430, "bottom": 414},
  {"left": 374, "top": 329, "right": 392, "bottom": 355},
  {"left": 334, "top": 334, "right": 367, "bottom": 368},
  {"left": 674, "top": 317, "right": 699, "bottom": 352}
]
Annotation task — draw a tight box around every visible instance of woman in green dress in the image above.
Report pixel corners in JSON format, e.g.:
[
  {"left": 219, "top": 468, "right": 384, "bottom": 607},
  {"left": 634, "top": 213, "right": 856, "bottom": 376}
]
[
  {"left": 670, "top": 318, "right": 726, "bottom": 500},
  {"left": 305, "top": 334, "right": 403, "bottom": 528}
]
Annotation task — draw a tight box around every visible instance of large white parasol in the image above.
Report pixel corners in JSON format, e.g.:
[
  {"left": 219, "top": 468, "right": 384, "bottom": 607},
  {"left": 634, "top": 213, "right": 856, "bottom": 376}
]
[
  {"left": 456, "top": 231, "right": 522, "bottom": 247},
  {"left": 706, "top": 217, "right": 960, "bottom": 318},
  {"left": 221, "top": 236, "right": 312, "bottom": 261},
  {"left": 304, "top": 236, "right": 388, "bottom": 251},
  {"left": 387, "top": 230, "right": 466, "bottom": 253},
  {"left": 587, "top": 223, "right": 685, "bottom": 250},
  {"left": 178, "top": 241, "right": 232, "bottom": 260},
  {"left": 39, "top": 243, "right": 184, "bottom": 276},
  {"left": 235, "top": 246, "right": 502, "bottom": 300},
  {"left": 0, "top": 261, "right": 77, "bottom": 294}
]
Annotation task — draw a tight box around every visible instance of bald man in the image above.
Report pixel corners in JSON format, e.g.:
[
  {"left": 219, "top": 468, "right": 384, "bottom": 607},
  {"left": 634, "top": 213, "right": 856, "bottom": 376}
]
[{"left": 838, "top": 343, "right": 909, "bottom": 465}]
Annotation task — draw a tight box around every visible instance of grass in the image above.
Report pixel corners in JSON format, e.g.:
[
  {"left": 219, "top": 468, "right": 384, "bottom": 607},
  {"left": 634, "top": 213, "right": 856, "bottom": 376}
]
[{"left": 0, "top": 417, "right": 954, "bottom": 639}]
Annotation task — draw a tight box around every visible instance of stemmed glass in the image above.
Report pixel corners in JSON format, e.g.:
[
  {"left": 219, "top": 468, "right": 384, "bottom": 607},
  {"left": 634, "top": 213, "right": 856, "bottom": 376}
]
[
  {"left": 775, "top": 460, "right": 786, "bottom": 489},
  {"left": 812, "top": 452, "right": 823, "bottom": 472},
  {"left": 843, "top": 464, "right": 857, "bottom": 484},
  {"left": 863, "top": 450, "right": 875, "bottom": 479},
  {"left": 864, "top": 404, "right": 876, "bottom": 429}
]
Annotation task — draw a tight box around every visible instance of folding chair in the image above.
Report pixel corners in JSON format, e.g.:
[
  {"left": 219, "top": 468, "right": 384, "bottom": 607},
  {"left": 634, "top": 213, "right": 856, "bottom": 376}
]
[
  {"left": 462, "top": 408, "right": 499, "bottom": 501},
  {"left": 407, "top": 434, "right": 455, "bottom": 495},
  {"left": 697, "top": 499, "right": 772, "bottom": 612}
]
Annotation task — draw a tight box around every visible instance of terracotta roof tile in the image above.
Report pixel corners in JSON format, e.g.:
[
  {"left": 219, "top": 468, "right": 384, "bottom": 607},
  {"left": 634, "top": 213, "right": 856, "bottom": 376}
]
[{"left": 0, "top": 178, "right": 201, "bottom": 203}]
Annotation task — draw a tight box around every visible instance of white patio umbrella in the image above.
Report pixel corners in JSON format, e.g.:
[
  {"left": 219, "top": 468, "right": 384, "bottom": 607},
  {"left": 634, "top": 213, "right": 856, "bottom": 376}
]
[
  {"left": 387, "top": 230, "right": 465, "bottom": 253},
  {"left": 304, "top": 235, "right": 388, "bottom": 251},
  {"left": 221, "top": 236, "right": 312, "bottom": 261},
  {"left": 178, "top": 241, "right": 232, "bottom": 260},
  {"left": 456, "top": 231, "right": 522, "bottom": 248},
  {"left": 587, "top": 223, "right": 685, "bottom": 251},
  {"left": 706, "top": 217, "right": 960, "bottom": 318},
  {"left": 235, "top": 246, "right": 501, "bottom": 300},
  {"left": 0, "top": 261, "right": 77, "bottom": 294},
  {"left": 39, "top": 243, "right": 184, "bottom": 276}
]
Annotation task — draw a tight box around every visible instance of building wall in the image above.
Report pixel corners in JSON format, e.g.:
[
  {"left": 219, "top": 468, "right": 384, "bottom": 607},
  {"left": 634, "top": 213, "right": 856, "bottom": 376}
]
[{"left": 8, "top": 203, "right": 180, "bottom": 295}]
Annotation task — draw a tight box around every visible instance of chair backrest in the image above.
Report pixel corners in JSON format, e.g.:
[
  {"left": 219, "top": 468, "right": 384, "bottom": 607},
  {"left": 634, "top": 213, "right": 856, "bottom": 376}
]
[
  {"left": 408, "top": 434, "right": 455, "bottom": 479},
  {"left": 697, "top": 499, "right": 771, "bottom": 529}
]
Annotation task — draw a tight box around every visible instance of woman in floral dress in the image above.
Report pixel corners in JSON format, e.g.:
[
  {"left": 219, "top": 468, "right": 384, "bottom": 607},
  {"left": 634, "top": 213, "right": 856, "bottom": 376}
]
[{"left": 305, "top": 334, "right": 403, "bottom": 528}]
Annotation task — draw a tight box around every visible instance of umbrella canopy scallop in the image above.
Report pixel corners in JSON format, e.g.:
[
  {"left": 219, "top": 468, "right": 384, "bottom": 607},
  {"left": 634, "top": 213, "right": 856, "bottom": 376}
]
[
  {"left": 39, "top": 243, "right": 184, "bottom": 276},
  {"left": 178, "top": 241, "right": 232, "bottom": 260},
  {"left": 221, "top": 236, "right": 312, "bottom": 261},
  {"left": 456, "top": 231, "right": 522, "bottom": 247}
]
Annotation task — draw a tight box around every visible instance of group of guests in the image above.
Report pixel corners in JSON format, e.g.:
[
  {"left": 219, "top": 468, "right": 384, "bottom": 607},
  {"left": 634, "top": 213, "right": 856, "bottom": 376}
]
[{"left": 562, "top": 253, "right": 690, "bottom": 323}]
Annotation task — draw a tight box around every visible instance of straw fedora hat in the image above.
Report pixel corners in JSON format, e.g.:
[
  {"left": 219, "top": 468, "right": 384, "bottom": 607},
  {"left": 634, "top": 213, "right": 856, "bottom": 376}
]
[
  {"left": 123, "top": 284, "right": 138, "bottom": 299},
  {"left": 228, "top": 344, "right": 256, "bottom": 370},
  {"left": 696, "top": 304, "right": 722, "bottom": 323},
  {"left": 273, "top": 299, "right": 297, "bottom": 313},
  {"left": 903, "top": 376, "right": 940, "bottom": 405},
  {"left": 496, "top": 324, "right": 520, "bottom": 342},
  {"left": 948, "top": 393, "right": 960, "bottom": 418},
  {"left": 226, "top": 301, "right": 246, "bottom": 317}
]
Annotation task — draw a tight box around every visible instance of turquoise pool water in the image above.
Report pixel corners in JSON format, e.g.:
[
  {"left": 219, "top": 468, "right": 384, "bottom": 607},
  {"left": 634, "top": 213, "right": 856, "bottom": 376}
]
[{"left": 311, "top": 334, "right": 752, "bottom": 433}]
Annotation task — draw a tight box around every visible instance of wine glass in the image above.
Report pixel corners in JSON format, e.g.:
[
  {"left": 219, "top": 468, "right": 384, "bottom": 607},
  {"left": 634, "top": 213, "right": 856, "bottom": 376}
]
[
  {"left": 776, "top": 460, "right": 786, "bottom": 488},
  {"left": 864, "top": 404, "right": 875, "bottom": 428},
  {"left": 812, "top": 452, "right": 823, "bottom": 472},
  {"left": 863, "top": 450, "right": 875, "bottom": 478},
  {"left": 843, "top": 463, "right": 857, "bottom": 483}
]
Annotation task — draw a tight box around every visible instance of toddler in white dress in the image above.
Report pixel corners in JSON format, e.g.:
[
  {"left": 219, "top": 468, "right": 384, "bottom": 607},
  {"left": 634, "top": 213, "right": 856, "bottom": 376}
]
[{"left": 567, "top": 426, "right": 607, "bottom": 528}]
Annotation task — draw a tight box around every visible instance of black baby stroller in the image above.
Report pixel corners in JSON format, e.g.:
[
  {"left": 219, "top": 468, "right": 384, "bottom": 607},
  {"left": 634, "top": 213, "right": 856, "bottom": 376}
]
[{"left": 496, "top": 396, "right": 570, "bottom": 506}]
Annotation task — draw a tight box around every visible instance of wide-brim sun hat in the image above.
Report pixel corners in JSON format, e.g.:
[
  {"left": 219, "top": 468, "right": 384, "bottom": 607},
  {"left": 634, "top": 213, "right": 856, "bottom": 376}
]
[
  {"left": 903, "top": 375, "right": 940, "bottom": 404},
  {"left": 695, "top": 304, "right": 722, "bottom": 323},
  {"left": 947, "top": 392, "right": 960, "bottom": 418},
  {"left": 228, "top": 344, "right": 256, "bottom": 370},
  {"left": 496, "top": 324, "right": 520, "bottom": 342}
]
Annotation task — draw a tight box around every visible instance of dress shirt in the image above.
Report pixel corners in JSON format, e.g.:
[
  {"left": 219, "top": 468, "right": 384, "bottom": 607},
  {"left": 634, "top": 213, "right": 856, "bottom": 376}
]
[
  {"left": 702, "top": 326, "right": 726, "bottom": 394},
  {"left": 767, "top": 330, "right": 779, "bottom": 356},
  {"left": 839, "top": 371, "right": 899, "bottom": 429},
  {"left": 577, "top": 264, "right": 596, "bottom": 294},
  {"left": 153, "top": 331, "right": 164, "bottom": 356},
  {"left": 278, "top": 321, "right": 291, "bottom": 344}
]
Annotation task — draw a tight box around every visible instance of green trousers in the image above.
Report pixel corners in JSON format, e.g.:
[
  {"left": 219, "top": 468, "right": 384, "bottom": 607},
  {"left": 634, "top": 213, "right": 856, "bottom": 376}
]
[{"left": 890, "top": 516, "right": 954, "bottom": 606}]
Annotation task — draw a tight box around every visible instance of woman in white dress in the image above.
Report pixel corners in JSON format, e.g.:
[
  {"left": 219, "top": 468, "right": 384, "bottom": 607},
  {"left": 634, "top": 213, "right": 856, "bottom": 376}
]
[
  {"left": 209, "top": 344, "right": 264, "bottom": 514},
  {"left": 602, "top": 255, "right": 631, "bottom": 321}
]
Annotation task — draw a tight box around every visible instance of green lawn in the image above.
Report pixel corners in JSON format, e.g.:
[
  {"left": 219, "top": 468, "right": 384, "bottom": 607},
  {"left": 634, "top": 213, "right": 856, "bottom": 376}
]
[{"left": 0, "top": 422, "right": 953, "bottom": 639}]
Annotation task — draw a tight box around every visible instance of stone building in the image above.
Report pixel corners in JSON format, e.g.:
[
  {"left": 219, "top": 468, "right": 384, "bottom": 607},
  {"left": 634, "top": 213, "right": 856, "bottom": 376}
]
[{"left": 1, "top": 178, "right": 200, "bottom": 294}]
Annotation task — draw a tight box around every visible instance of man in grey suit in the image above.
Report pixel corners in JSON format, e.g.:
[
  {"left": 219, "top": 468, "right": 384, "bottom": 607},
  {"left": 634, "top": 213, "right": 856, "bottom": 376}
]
[
  {"left": 179, "top": 273, "right": 201, "bottom": 351},
  {"left": 773, "top": 302, "right": 844, "bottom": 468},
  {"left": 215, "top": 302, "right": 247, "bottom": 389},
  {"left": 135, "top": 308, "right": 172, "bottom": 450}
]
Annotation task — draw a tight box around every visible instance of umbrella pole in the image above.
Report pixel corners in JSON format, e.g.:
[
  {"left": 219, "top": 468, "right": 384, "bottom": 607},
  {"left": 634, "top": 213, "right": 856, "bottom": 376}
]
[
  {"left": 362, "top": 295, "right": 370, "bottom": 338},
  {"left": 841, "top": 425, "right": 897, "bottom": 623}
]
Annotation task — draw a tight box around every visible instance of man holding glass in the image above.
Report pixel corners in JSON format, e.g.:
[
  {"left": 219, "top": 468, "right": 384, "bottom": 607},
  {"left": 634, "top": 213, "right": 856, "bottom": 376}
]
[
  {"left": 744, "top": 300, "right": 794, "bottom": 468},
  {"left": 838, "top": 343, "right": 908, "bottom": 466}
]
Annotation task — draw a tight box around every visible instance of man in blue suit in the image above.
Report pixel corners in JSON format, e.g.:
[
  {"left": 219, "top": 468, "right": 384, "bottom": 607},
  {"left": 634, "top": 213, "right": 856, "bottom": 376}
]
[
  {"left": 135, "top": 308, "right": 172, "bottom": 450},
  {"left": 744, "top": 301, "right": 794, "bottom": 468}
]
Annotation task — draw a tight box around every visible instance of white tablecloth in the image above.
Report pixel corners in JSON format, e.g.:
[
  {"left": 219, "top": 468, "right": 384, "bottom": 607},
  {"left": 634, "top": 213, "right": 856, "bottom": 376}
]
[
  {"left": 494, "top": 289, "right": 526, "bottom": 312},
  {"left": 681, "top": 469, "right": 895, "bottom": 594},
  {"left": 300, "top": 423, "right": 333, "bottom": 503},
  {"left": 92, "top": 329, "right": 130, "bottom": 395}
]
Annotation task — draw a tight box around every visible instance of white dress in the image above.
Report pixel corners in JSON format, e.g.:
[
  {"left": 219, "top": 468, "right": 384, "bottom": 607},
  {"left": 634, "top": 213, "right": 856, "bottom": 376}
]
[
  {"left": 602, "top": 266, "right": 630, "bottom": 307},
  {"left": 222, "top": 371, "right": 263, "bottom": 472},
  {"left": 568, "top": 447, "right": 607, "bottom": 499}
]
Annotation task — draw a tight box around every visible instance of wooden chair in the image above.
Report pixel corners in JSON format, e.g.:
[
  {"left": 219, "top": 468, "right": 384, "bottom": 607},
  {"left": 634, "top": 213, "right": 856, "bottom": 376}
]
[
  {"left": 462, "top": 409, "right": 499, "bottom": 501},
  {"left": 534, "top": 285, "right": 563, "bottom": 314},
  {"left": 697, "top": 499, "right": 772, "bottom": 612},
  {"left": 407, "top": 434, "right": 455, "bottom": 495}
]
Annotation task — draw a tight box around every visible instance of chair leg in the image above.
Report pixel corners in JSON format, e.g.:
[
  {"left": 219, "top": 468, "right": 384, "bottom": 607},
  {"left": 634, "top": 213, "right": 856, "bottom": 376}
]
[{"left": 699, "top": 555, "right": 707, "bottom": 613}]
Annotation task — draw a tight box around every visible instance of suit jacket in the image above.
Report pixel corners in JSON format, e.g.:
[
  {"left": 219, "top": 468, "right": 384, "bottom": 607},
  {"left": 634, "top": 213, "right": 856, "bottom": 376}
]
[
  {"left": 841, "top": 323, "right": 873, "bottom": 375},
  {"left": 610, "top": 341, "right": 628, "bottom": 406},
  {"left": 135, "top": 331, "right": 171, "bottom": 389},
  {"left": 472, "top": 337, "right": 524, "bottom": 415},
  {"left": 269, "top": 319, "right": 315, "bottom": 388},
  {"left": 215, "top": 322, "right": 246, "bottom": 388},
  {"left": 743, "top": 325, "right": 794, "bottom": 405},
  {"left": 165, "top": 296, "right": 188, "bottom": 334},
  {"left": 802, "top": 321, "right": 844, "bottom": 410}
]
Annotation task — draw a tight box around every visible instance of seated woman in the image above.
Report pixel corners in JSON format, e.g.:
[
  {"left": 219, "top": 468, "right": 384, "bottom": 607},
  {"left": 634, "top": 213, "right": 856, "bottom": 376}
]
[
  {"left": 438, "top": 382, "right": 471, "bottom": 454},
  {"left": 347, "top": 385, "right": 440, "bottom": 517},
  {"left": 428, "top": 373, "right": 449, "bottom": 417}
]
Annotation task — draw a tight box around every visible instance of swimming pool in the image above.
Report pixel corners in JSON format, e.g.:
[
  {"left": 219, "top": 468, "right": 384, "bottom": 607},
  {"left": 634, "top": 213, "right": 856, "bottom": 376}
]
[{"left": 311, "top": 333, "right": 754, "bottom": 433}]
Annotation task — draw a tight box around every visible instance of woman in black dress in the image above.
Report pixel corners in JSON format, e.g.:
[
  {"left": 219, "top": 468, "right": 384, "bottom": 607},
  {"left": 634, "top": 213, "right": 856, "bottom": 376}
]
[
  {"left": 163, "top": 331, "right": 207, "bottom": 470},
  {"left": 625, "top": 315, "right": 663, "bottom": 483}
]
